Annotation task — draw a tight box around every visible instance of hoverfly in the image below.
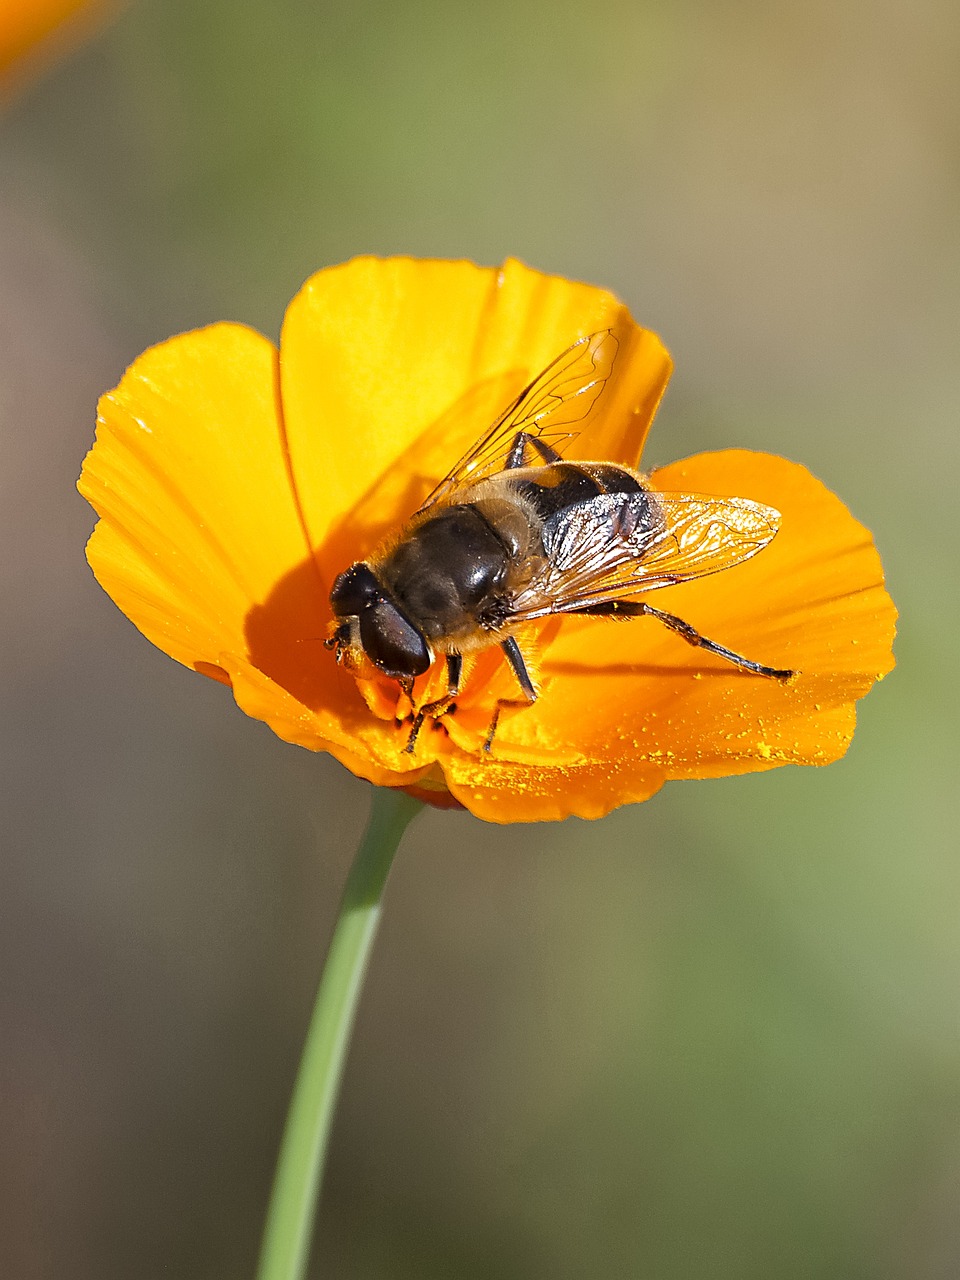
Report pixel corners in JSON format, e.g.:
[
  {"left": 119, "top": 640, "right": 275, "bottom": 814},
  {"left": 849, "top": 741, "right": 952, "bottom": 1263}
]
[{"left": 328, "top": 330, "right": 793, "bottom": 752}]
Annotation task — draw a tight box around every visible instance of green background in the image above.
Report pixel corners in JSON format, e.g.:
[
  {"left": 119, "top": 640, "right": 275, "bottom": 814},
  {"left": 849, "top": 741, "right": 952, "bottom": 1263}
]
[{"left": 2, "top": 1, "right": 957, "bottom": 1276}]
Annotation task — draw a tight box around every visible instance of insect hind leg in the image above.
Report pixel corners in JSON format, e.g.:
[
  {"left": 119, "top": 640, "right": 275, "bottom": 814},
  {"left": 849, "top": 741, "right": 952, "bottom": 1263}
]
[
  {"left": 578, "top": 600, "right": 794, "bottom": 680},
  {"left": 484, "top": 636, "right": 538, "bottom": 754}
]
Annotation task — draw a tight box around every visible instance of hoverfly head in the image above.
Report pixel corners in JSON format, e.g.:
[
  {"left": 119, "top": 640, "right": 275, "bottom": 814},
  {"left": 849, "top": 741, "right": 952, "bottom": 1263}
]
[{"left": 329, "top": 562, "right": 431, "bottom": 681}]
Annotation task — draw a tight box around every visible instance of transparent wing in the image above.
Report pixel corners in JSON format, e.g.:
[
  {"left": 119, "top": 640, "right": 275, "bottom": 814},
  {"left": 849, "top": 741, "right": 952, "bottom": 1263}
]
[
  {"left": 511, "top": 491, "right": 781, "bottom": 618},
  {"left": 418, "top": 329, "right": 619, "bottom": 512}
]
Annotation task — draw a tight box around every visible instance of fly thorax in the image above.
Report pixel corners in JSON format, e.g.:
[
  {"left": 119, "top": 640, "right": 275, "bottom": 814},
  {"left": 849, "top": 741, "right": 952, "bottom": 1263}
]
[{"left": 378, "top": 504, "right": 512, "bottom": 637}]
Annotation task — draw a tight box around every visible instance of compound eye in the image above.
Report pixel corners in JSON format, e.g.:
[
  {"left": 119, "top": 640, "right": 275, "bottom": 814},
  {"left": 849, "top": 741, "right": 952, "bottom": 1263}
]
[
  {"left": 330, "top": 563, "right": 380, "bottom": 618},
  {"left": 359, "top": 599, "right": 431, "bottom": 679}
]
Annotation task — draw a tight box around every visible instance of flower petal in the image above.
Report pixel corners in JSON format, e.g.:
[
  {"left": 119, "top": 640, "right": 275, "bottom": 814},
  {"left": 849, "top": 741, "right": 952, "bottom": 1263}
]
[
  {"left": 1, "top": 0, "right": 106, "bottom": 81},
  {"left": 484, "top": 450, "right": 896, "bottom": 785},
  {"left": 277, "top": 256, "right": 672, "bottom": 586},
  {"left": 442, "top": 753, "right": 666, "bottom": 824},
  {"left": 79, "top": 324, "right": 319, "bottom": 677},
  {"left": 219, "top": 652, "right": 436, "bottom": 788}
]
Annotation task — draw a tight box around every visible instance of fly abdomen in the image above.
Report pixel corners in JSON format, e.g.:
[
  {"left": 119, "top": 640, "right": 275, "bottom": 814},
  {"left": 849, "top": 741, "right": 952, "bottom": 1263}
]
[
  {"left": 512, "top": 463, "right": 602, "bottom": 521},
  {"left": 584, "top": 464, "right": 645, "bottom": 496},
  {"left": 538, "top": 469, "right": 662, "bottom": 563},
  {"left": 511, "top": 461, "right": 645, "bottom": 522}
]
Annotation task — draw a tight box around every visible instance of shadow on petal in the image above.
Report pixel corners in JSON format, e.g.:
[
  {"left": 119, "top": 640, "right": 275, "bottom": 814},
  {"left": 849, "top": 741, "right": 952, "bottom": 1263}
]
[
  {"left": 239, "top": 366, "right": 543, "bottom": 746},
  {"left": 244, "top": 554, "right": 339, "bottom": 713}
]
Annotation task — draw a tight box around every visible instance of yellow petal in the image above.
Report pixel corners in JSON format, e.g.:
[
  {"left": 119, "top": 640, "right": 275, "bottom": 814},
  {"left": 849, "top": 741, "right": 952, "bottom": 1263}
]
[
  {"left": 1, "top": 0, "right": 100, "bottom": 71},
  {"left": 442, "top": 753, "right": 666, "bottom": 824},
  {"left": 80, "top": 324, "right": 316, "bottom": 677},
  {"left": 487, "top": 450, "right": 896, "bottom": 780},
  {"left": 278, "top": 256, "right": 672, "bottom": 586}
]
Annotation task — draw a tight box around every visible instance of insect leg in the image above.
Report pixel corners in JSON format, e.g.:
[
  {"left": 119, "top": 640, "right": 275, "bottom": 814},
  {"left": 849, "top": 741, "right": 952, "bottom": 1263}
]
[
  {"left": 504, "top": 431, "right": 563, "bottom": 470},
  {"left": 484, "top": 636, "right": 538, "bottom": 754},
  {"left": 446, "top": 651, "right": 463, "bottom": 697},
  {"left": 577, "top": 601, "right": 794, "bottom": 680},
  {"left": 404, "top": 653, "right": 463, "bottom": 754}
]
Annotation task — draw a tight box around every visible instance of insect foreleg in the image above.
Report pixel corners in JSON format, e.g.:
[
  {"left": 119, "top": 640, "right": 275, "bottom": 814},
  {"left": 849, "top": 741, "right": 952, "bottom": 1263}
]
[
  {"left": 484, "top": 636, "right": 538, "bottom": 754},
  {"left": 577, "top": 600, "right": 794, "bottom": 680},
  {"left": 504, "top": 431, "right": 563, "bottom": 470},
  {"left": 404, "top": 653, "right": 463, "bottom": 754}
]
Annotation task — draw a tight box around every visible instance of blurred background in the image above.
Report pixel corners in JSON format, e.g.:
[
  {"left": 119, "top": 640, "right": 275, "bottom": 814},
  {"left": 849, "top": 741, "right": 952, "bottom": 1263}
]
[{"left": 2, "top": 0, "right": 958, "bottom": 1276}]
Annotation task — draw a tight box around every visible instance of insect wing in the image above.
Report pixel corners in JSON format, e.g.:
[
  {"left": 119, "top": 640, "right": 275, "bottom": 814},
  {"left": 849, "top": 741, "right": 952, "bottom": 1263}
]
[
  {"left": 512, "top": 491, "right": 782, "bottom": 617},
  {"left": 418, "top": 329, "right": 619, "bottom": 511}
]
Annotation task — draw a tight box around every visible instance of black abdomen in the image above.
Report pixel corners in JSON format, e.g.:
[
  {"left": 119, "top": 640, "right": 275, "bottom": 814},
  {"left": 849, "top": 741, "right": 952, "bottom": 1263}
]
[{"left": 512, "top": 462, "right": 644, "bottom": 521}]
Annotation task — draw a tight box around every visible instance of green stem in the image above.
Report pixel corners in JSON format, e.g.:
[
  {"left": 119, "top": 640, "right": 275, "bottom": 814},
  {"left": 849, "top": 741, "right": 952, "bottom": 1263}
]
[{"left": 256, "top": 786, "right": 422, "bottom": 1280}]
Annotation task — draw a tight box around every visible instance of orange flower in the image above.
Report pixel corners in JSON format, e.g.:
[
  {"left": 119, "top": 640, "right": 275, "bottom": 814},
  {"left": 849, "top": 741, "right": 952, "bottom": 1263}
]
[
  {"left": 78, "top": 257, "right": 896, "bottom": 823},
  {"left": 0, "top": 0, "right": 115, "bottom": 99}
]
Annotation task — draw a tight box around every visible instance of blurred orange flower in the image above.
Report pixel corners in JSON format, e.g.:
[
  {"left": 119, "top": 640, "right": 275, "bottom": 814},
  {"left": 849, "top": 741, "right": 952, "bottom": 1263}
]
[
  {"left": 1, "top": 0, "right": 115, "bottom": 99},
  {"left": 79, "top": 257, "right": 896, "bottom": 822}
]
